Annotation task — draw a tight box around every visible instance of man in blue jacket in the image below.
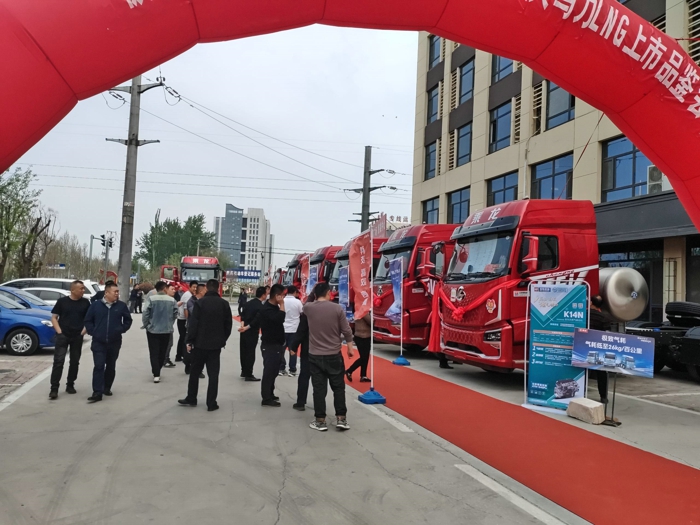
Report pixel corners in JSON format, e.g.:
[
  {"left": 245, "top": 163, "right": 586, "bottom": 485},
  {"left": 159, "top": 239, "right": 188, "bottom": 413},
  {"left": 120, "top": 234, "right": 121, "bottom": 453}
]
[{"left": 84, "top": 281, "right": 133, "bottom": 403}]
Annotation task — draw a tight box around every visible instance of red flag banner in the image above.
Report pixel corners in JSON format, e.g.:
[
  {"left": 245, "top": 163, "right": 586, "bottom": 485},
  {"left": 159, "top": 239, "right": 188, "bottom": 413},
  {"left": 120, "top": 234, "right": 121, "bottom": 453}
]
[
  {"left": 349, "top": 231, "right": 372, "bottom": 320},
  {"left": 299, "top": 254, "right": 310, "bottom": 302}
]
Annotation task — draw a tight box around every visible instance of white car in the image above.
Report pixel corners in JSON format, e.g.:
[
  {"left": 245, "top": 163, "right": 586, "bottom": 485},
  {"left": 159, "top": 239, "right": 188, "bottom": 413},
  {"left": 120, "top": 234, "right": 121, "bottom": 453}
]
[
  {"left": 22, "top": 288, "right": 71, "bottom": 306},
  {"left": 1, "top": 278, "right": 101, "bottom": 301}
]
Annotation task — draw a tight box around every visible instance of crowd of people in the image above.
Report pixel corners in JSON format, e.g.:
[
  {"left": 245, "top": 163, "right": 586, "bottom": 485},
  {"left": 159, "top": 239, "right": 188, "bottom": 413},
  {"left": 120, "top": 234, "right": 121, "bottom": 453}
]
[{"left": 47, "top": 278, "right": 368, "bottom": 430}]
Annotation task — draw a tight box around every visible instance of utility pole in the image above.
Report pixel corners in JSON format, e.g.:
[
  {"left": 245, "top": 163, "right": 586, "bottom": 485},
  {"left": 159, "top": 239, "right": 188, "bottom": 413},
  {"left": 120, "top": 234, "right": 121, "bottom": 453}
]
[
  {"left": 347, "top": 146, "right": 388, "bottom": 231},
  {"left": 107, "top": 75, "right": 163, "bottom": 300},
  {"left": 103, "top": 233, "right": 111, "bottom": 282},
  {"left": 88, "top": 234, "right": 95, "bottom": 279}
]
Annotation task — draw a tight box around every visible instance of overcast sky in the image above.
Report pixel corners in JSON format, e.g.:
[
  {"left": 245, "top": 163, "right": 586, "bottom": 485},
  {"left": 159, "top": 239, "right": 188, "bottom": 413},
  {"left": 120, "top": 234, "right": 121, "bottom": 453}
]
[{"left": 14, "top": 25, "right": 418, "bottom": 270}]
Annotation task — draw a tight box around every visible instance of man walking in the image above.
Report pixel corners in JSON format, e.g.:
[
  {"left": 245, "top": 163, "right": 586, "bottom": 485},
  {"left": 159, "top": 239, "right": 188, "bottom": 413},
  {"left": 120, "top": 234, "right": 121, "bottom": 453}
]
[
  {"left": 240, "top": 283, "right": 286, "bottom": 407},
  {"left": 280, "top": 285, "right": 303, "bottom": 377},
  {"left": 84, "top": 282, "right": 132, "bottom": 402},
  {"left": 184, "top": 283, "right": 206, "bottom": 377},
  {"left": 304, "top": 282, "right": 355, "bottom": 431},
  {"left": 237, "top": 288, "right": 248, "bottom": 316},
  {"left": 239, "top": 286, "right": 267, "bottom": 381},
  {"left": 176, "top": 281, "right": 197, "bottom": 362},
  {"left": 178, "top": 279, "right": 233, "bottom": 411},
  {"left": 142, "top": 281, "right": 178, "bottom": 383},
  {"left": 162, "top": 283, "right": 178, "bottom": 368},
  {"left": 128, "top": 284, "right": 139, "bottom": 313},
  {"left": 48, "top": 280, "right": 90, "bottom": 399}
]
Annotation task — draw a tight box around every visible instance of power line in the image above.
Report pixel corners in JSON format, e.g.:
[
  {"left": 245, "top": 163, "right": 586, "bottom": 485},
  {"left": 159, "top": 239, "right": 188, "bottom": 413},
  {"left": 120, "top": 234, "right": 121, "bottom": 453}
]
[{"left": 30, "top": 183, "right": 412, "bottom": 206}]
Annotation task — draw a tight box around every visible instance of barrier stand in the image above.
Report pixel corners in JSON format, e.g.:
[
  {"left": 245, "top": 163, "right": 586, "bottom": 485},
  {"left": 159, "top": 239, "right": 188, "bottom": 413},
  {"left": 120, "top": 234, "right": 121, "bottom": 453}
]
[
  {"left": 393, "top": 258, "right": 410, "bottom": 367},
  {"left": 601, "top": 372, "right": 621, "bottom": 427},
  {"left": 359, "top": 231, "right": 386, "bottom": 405}
]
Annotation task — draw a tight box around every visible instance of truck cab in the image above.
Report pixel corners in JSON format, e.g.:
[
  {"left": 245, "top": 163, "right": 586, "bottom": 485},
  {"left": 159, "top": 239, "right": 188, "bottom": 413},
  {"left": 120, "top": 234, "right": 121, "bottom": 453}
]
[
  {"left": 373, "top": 225, "right": 456, "bottom": 350},
  {"left": 272, "top": 268, "right": 286, "bottom": 285},
  {"left": 330, "top": 236, "right": 387, "bottom": 299},
  {"left": 281, "top": 253, "right": 311, "bottom": 290},
  {"left": 310, "top": 246, "right": 343, "bottom": 286},
  {"left": 161, "top": 256, "right": 225, "bottom": 295},
  {"left": 431, "top": 200, "right": 599, "bottom": 371}
]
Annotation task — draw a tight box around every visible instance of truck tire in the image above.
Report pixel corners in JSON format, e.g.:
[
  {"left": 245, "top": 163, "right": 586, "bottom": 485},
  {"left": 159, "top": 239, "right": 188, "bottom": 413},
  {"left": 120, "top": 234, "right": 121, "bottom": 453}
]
[
  {"left": 665, "top": 302, "right": 700, "bottom": 326},
  {"left": 5, "top": 328, "right": 39, "bottom": 356},
  {"left": 687, "top": 365, "right": 700, "bottom": 383}
]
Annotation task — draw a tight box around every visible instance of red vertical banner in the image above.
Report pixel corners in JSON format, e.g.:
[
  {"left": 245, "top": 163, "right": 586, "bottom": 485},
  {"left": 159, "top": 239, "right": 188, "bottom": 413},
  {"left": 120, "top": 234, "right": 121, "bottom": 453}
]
[
  {"left": 299, "top": 254, "right": 310, "bottom": 301},
  {"left": 349, "top": 231, "right": 372, "bottom": 320}
]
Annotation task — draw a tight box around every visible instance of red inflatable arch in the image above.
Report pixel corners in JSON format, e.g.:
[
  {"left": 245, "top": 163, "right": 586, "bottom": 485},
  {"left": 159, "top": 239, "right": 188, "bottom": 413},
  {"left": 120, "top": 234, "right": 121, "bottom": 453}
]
[{"left": 2, "top": 0, "right": 699, "bottom": 222}]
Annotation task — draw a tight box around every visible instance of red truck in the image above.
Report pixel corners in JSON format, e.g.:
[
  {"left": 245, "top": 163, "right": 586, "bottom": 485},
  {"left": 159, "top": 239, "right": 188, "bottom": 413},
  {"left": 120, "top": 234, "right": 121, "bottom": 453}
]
[
  {"left": 310, "top": 246, "right": 343, "bottom": 286},
  {"left": 373, "top": 225, "right": 457, "bottom": 351},
  {"left": 330, "top": 235, "right": 387, "bottom": 301},
  {"left": 271, "top": 268, "right": 285, "bottom": 286},
  {"left": 161, "top": 256, "right": 226, "bottom": 295},
  {"left": 427, "top": 199, "right": 599, "bottom": 372},
  {"left": 281, "top": 253, "right": 312, "bottom": 289}
]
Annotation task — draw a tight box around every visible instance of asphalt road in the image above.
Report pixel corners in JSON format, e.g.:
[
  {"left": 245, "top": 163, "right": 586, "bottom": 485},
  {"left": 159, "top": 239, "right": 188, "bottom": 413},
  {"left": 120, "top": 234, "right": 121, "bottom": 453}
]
[{"left": 0, "top": 320, "right": 584, "bottom": 525}]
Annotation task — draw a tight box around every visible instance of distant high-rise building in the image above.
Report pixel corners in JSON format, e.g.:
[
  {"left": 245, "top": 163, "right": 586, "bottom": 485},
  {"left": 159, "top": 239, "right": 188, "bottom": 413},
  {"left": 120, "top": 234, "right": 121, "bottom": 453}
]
[{"left": 213, "top": 204, "right": 243, "bottom": 265}]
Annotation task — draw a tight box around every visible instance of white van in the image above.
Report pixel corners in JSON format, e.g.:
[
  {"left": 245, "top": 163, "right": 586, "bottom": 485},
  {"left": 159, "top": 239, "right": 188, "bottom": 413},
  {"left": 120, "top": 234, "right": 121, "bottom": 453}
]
[{"left": 1, "top": 278, "right": 101, "bottom": 300}]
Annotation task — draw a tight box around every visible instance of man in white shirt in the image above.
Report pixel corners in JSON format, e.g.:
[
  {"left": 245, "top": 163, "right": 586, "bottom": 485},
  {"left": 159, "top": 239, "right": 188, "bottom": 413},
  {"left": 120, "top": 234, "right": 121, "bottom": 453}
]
[
  {"left": 176, "top": 281, "right": 197, "bottom": 362},
  {"left": 280, "top": 285, "right": 303, "bottom": 376}
]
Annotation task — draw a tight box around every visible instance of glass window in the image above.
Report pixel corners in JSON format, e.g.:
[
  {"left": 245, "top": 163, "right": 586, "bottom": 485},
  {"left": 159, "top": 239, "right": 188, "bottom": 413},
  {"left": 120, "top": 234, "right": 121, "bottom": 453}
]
[
  {"left": 547, "top": 82, "right": 575, "bottom": 129},
  {"left": 487, "top": 172, "right": 518, "bottom": 206},
  {"left": 489, "top": 102, "right": 512, "bottom": 153},
  {"left": 519, "top": 236, "right": 559, "bottom": 273},
  {"left": 460, "top": 59, "right": 475, "bottom": 104},
  {"left": 39, "top": 290, "right": 63, "bottom": 301},
  {"left": 429, "top": 35, "right": 441, "bottom": 69},
  {"left": 423, "top": 197, "right": 439, "bottom": 224},
  {"left": 457, "top": 123, "right": 472, "bottom": 167},
  {"left": 376, "top": 250, "right": 413, "bottom": 282},
  {"left": 448, "top": 188, "right": 471, "bottom": 224},
  {"left": 427, "top": 86, "right": 439, "bottom": 124},
  {"left": 602, "top": 137, "right": 652, "bottom": 202},
  {"left": 531, "top": 154, "right": 573, "bottom": 200},
  {"left": 425, "top": 142, "right": 437, "bottom": 180},
  {"left": 492, "top": 55, "right": 513, "bottom": 83}
]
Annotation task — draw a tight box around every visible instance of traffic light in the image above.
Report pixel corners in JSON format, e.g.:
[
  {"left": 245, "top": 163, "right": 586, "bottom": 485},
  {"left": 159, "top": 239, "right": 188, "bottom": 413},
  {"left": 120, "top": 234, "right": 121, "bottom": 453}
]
[
  {"left": 99, "top": 234, "right": 106, "bottom": 247},
  {"left": 108, "top": 239, "right": 113, "bottom": 248}
]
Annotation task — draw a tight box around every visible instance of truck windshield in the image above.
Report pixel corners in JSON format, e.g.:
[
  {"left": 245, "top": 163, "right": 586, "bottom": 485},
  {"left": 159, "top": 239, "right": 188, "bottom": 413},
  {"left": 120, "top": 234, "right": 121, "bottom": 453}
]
[
  {"left": 282, "top": 268, "right": 295, "bottom": 286},
  {"left": 330, "top": 258, "right": 348, "bottom": 284},
  {"left": 376, "top": 249, "right": 412, "bottom": 282},
  {"left": 446, "top": 232, "right": 514, "bottom": 281},
  {"left": 181, "top": 267, "right": 218, "bottom": 282}
]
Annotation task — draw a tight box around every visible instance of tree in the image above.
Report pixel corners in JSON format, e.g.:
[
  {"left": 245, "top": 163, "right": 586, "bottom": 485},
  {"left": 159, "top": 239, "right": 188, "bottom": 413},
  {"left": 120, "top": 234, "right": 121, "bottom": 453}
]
[
  {"left": 135, "top": 210, "right": 217, "bottom": 270},
  {"left": 14, "top": 207, "right": 58, "bottom": 278},
  {"left": 0, "top": 168, "right": 41, "bottom": 282}
]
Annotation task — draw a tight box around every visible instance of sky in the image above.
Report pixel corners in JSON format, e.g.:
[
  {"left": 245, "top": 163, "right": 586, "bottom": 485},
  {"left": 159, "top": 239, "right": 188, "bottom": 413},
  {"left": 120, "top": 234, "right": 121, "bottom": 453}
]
[{"left": 13, "top": 25, "right": 418, "bottom": 270}]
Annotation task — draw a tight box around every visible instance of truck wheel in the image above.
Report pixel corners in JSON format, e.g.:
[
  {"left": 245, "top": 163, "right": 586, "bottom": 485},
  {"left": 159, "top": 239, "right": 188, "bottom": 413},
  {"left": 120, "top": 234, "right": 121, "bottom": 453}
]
[
  {"left": 687, "top": 365, "right": 700, "bottom": 383},
  {"left": 665, "top": 302, "right": 700, "bottom": 317},
  {"left": 5, "top": 329, "right": 39, "bottom": 356}
]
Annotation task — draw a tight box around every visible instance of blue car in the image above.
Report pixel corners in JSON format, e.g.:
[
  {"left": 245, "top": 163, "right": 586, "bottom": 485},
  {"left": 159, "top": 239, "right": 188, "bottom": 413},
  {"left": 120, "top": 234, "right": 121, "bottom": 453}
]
[
  {"left": 0, "top": 286, "right": 53, "bottom": 312},
  {"left": 0, "top": 295, "right": 55, "bottom": 356}
]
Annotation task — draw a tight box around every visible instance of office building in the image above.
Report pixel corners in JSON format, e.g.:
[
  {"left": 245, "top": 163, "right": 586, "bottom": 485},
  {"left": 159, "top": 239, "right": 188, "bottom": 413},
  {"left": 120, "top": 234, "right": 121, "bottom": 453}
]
[
  {"left": 241, "top": 208, "right": 274, "bottom": 275},
  {"left": 411, "top": 0, "right": 700, "bottom": 322},
  {"left": 214, "top": 204, "right": 243, "bottom": 265}
]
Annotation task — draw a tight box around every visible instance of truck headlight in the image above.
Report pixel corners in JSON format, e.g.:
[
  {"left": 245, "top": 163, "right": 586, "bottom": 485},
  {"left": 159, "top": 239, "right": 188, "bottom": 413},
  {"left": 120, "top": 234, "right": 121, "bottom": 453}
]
[
  {"left": 484, "top": 330, "right": 501, "bottom": 342},
  {"left": 41, "top": 320, "right": 53, "bottom": 327}
]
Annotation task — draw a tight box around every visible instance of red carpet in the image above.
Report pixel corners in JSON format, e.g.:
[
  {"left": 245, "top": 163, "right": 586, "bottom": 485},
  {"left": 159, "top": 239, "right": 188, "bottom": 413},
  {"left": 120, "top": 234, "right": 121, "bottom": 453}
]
[{"left": 344, "top": 350, "right": 700, "bottom": 524}]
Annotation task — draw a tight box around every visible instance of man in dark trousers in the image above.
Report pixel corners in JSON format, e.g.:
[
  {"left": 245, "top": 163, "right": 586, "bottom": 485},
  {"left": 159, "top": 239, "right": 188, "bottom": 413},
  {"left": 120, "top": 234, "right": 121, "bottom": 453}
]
[
  {"left": 304, "top": 282, "right": 355, "bottom": 431},
  {"left": 239, "top": 283, "right": 285, "bottom": 407},
  {"left": 237, "top": 288, "right": 248, "bottom": 316},
  {"left": 590, "top": 295, "right": 613, "bottom": 404},
  {"left": 178, "top": 279, "right": 233, "bottom": 411},
  {"left": 84, "top": 282, "right": 133, "bottom": 403},
  {"left": 49, "top": 280, "right": 91, "bottom": 399},
  {"left": 142, "top": 281, "right": 178, "bottom": 383},
  {"left": 239, "top": 286, "right": 267, "bottom": 381}
]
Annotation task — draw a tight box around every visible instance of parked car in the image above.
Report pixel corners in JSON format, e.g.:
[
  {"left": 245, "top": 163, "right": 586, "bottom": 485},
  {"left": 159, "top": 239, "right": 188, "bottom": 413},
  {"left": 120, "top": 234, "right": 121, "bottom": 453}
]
[
  {"left": 22, "top": 288, "right": 70, "bottom": 306},
  {"left": 0, "top": 286, "right": 53, "bottom": 311},
  {"left": 1, "top": 278, "right": 100, "bottom": 301},
  {"left": 0, "top": 295, "right": 55, "bottom": 356}
]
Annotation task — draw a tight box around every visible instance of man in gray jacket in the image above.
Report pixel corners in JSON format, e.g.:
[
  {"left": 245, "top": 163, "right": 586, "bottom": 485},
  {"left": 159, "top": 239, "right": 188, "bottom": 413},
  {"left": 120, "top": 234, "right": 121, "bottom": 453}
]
[{"left": 142, "top": 281, "right": 178, "bottom": 383}]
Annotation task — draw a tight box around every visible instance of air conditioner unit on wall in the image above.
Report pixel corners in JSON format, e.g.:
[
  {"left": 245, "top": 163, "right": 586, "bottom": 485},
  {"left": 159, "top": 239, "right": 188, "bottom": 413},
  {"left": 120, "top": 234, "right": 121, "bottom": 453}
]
[{"left": 647, "top": 165, "right": 672, "bottom": 194}]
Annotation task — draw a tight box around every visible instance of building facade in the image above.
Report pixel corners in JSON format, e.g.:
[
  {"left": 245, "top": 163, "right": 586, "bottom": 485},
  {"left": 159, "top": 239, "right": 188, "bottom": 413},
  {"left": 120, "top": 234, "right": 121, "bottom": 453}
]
[
  {"left": 214, "top": 204, "right": 243, "bottom": 266},
  {"left": 411, "top": 0, "right": 700, "bottom": 322},
  {"left": 241, "top": 208, "right": 274, "bottom": 275}
]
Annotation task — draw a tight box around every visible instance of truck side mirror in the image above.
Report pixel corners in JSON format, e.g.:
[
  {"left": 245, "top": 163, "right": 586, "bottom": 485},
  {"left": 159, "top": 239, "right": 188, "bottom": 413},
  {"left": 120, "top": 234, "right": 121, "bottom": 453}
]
[
  {"left": 522, "top": 235, "right": 540, "bottom": 276},
  {"left": 417, "top": 248, "right": 435, "bottom": 279}
]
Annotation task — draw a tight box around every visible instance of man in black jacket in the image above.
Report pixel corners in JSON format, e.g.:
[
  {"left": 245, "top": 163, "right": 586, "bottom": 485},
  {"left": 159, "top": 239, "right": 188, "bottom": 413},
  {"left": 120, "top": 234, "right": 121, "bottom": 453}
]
[
  {"left": 84, "top": 282, "right": 133, "bottom": 403},
  {"left": 178, "top": 279, "right": 233, "bottom": 411},
  {"left": 240, "top": 283, "right": 286, "bottom": 407},
  {"left": 239, "top": 286, "right": 267, "bottom": 381}
]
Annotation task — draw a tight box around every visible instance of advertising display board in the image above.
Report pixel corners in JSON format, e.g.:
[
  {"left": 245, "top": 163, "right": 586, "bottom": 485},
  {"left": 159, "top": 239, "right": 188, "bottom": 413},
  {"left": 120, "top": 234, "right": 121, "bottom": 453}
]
[
  {"left": 338, "top": 266, "right": 353, "bottom": 322},
  {"left": 572, "top": 328, "right": 655, "bottom": 378},
  {"left": 385, "top": 258, "right": 403, "bottom": 325},
  {"left": 527, "top": 283, "right": 588, "bottom": 410},
  {"left": 307, "top": 265, "right": 318, "bottom": 297}
]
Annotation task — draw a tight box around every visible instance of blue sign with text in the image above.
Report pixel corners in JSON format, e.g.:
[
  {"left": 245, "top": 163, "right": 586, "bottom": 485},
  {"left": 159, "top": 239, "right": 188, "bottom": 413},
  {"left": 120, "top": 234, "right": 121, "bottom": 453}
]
[
  {"left": 572, "top": 328, "right": 655, "bottom": 378},
  {"left": 338, "top": 266, "right": 353, "bottom": 322}
]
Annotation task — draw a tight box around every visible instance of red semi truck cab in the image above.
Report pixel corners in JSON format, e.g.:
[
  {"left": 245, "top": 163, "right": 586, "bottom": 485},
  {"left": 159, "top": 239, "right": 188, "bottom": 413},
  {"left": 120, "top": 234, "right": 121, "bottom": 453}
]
[
  {"left": 310, "top": 246, "right": 343, "bottom": 285},
  {"left": 330, "top": 236, "right": 387, "bottom": 300},
  {"left": 373, "top": 225, "right": 456, "bottom": 351},
  {"left": 272, "top": 268, "right": 285, "bottom": 285},
  {"left": 281, "top": 253, "right": 311, "bottom": 289},
  {"left": 161, "top": 256, "right": 225, "bottom": 295},
  {"left": 430, "top": 199, "right": 599, "bottom": 371}
]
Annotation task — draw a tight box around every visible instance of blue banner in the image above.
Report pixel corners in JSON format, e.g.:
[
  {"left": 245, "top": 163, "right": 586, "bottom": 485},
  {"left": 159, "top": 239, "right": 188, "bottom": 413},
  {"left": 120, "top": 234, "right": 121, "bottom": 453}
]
[
  {"left": 338, "top": 266, "right": 353, "bottom": 322},
  {"left": 572, "top": 328, "right": 655, "bottom": 378},
  {"left": 307, "top": 266, "right": 318, "bottom": 296},
  {"left": 385, "top": 258, "right": 403, "bottom": 324},
  {"left": 527, "top": 283, "right": 588, "bottom": 410}
]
